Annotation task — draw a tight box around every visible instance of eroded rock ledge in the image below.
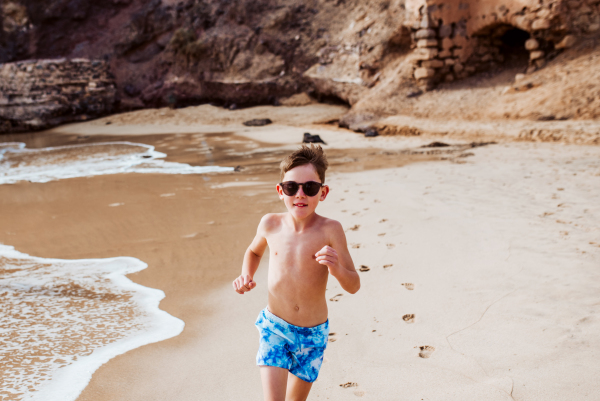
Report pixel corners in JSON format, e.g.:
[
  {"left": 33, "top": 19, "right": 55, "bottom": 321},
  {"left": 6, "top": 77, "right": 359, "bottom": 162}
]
[{"left": 0, "top": 58, "right": 116, "bottom": 133}]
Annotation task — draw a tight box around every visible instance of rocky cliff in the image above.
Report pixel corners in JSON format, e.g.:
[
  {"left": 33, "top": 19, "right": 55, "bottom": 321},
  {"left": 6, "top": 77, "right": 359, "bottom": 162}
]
[
  {"left": 0, "top": 58, "right": 116, "bottom": 132},
  {"left": 1, "top": 0, "right": 599, "bottom": 134}
]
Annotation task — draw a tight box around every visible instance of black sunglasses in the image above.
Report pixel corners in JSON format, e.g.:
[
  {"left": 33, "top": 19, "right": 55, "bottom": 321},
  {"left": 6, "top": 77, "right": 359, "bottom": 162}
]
[{"left": 279, "top": 181, "right": 324, "bottom": 197}]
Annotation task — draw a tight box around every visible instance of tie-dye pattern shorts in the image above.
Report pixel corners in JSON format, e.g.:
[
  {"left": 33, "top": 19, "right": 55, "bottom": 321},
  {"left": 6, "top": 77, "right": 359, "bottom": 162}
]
[{"left": 255, "top": 307, "right": 329, "bottom": 383}]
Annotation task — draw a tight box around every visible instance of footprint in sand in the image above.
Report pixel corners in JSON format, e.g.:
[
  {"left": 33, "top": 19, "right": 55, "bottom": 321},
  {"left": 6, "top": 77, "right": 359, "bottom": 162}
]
[
  {"left": 383, "top": 264, "right": 393, "bottom": 270},
  {"left": 352, "top": 212, "right": 360, "bottom": 216},
  {"left": 339, "top": 382, "right": 364, "bottom": 397},
  {"left": 402, "top": 314, "right": 415, "bottom": 323},
  {"left": 379, "top": 219, "right": 387, "bottom": 223},
  {"left": 346, "top": 225, "right": 360, "bottom": 231},
  {"left": 359, "top": 265, "right": 370, "bottom": 272},
  {"left": 351, "top": 244, "right": 361, "bottom": 249},
  {"left": 402, "top": 283, "right": 414, "bottom": 290},
  {"left": 329, "top": 294, "right": 343, "bottom": 302},
  {"left": 328, "top": 332, "right": 338, "bottom": 342},
  {"left": 386, "top": 243, "right": 395, "bottom": 249},
  {"left": 378, "top": 233, "right": 386, "bottom": 237},
  {"left": 417, "top": 345, "right": 435, "bottom": 358}
]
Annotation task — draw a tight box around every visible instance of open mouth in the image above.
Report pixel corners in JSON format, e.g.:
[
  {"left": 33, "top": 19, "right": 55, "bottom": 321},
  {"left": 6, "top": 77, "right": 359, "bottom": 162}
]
[{"left": 294, "top": 203, "right": 308, "bottom": 208}]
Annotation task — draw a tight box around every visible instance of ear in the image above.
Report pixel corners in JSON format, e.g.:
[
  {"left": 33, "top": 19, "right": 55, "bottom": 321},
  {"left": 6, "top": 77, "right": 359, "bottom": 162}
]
[
  {"left": 319, "top": 185, "right": 329, "bottom": 201},
  {"left": 276, "top": 184, "right": 285, "bottom": 200}
]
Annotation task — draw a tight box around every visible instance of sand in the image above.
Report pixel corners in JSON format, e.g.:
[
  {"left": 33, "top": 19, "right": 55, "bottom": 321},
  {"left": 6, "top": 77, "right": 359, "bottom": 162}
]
[{"left": 1, "top": 104, "right": 599, "bottom": 400}]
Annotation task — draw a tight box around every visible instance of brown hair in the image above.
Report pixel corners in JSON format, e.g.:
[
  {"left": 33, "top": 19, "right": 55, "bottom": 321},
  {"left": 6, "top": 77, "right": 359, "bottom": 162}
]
[{"left": 280, "top": 144, "right": 328, "bottom": 183}]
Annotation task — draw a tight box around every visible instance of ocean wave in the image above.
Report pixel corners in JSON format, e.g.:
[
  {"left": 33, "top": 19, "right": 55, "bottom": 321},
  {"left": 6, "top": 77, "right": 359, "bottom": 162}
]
[
  {"left": 0, "top": 141, "right": 233, "bottom": 184},
  {"left": 0, "top": 244, "right": 184, "bottom": 401}
]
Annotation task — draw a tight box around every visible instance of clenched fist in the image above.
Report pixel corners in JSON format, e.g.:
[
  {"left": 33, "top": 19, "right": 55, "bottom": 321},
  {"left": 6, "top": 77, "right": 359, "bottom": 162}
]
[
  {"left": 232, "top": 274, "right": 256, "bottom": 294},
  {"left": 315, "top": 245, "right": 341, "bottom": 272}
]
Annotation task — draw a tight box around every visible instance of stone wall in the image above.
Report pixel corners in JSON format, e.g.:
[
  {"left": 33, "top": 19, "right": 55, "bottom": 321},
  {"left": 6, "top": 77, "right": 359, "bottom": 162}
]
[
  {"left": 404, "top": 0, "right": 600, "bottom": 89},
  {"left": 0, "top": 58, "right": 116, "bottom": 133}
]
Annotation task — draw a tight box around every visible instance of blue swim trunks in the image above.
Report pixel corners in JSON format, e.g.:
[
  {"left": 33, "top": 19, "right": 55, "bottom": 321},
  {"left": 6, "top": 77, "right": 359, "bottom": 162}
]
[{"left": 255, "top": 308, "right": 329, "bottom": 383}]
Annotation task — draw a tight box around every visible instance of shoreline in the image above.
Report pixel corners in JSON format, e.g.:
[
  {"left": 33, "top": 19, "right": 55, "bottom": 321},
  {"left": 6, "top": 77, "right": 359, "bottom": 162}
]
[{"left": 0, "top": 245, "right": 184, "bottom": 401}]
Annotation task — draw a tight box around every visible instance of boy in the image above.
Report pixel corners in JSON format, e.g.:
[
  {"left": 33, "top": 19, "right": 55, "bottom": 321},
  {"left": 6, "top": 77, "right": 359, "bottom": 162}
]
[{"left": 232, "top": 144, "right": 360, "bottom": 401}]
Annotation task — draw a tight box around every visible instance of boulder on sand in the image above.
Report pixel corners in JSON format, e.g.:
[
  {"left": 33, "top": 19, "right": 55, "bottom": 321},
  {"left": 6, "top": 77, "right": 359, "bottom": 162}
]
[{"left": 243, "top": 118, "right": 273, "bottom": 127}]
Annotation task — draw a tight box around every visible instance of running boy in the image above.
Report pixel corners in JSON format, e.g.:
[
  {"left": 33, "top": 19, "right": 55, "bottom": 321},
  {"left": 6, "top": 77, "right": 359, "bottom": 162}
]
[{"left": 232, "top": 144, "right": 360, "bottom": 401}]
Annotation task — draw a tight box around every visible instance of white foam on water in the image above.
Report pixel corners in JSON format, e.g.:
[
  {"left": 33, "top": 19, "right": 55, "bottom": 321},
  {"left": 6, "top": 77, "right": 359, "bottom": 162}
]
[
  {"left": 0, "top": 244, "right": 184, "bottom": 401},
  {"left": 0, "top": 141, "right": 233, "bottom": 184}
]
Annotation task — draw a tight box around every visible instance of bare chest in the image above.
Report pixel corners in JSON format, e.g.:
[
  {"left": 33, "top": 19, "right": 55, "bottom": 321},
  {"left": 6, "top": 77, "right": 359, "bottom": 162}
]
[{"left": 266, "top": 230, "right": 330, "bottom": 269}]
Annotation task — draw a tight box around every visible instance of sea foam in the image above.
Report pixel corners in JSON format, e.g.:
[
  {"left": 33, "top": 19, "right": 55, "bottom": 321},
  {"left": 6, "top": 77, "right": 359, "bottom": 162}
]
[
  {"left": 0, "top": 141, "right": 233, "bottom": 184},
  {"left": 0, "top": 139, "right": 224, "bottom": 399},
  {"left": 0, "top": 244, "right": 184, "bottom": 401}
]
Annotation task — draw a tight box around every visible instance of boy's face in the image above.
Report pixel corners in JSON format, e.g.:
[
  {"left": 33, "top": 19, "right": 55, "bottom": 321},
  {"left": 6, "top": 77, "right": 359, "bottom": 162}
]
[{"left": 277, "top": 164, "right": 329, "bottom": 219}]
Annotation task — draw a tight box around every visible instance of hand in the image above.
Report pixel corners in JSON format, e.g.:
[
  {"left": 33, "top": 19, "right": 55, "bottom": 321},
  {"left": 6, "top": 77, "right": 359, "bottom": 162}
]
[
  {"left": 232, "top": 274, "right": 256, "bottom": 295},
  {"left": 315, "top": 246, "right": 340, "bottom": 272}
]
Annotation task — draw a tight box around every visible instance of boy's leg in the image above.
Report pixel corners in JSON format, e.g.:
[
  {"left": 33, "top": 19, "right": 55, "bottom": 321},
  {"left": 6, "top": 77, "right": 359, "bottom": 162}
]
[
  {"left": 285, "top": 372, "right": 313, "bottom": 401},
  {"left": 260, "top": 366, "right": 288, "bottom": 401}
]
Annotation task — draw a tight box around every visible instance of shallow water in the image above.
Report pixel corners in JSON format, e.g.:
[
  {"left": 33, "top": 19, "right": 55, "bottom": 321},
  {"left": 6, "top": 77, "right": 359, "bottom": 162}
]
[
  {"left": 0, "top": 141, "right": 232, "bottom": 184},
  {"left": 0, "top": 138, "right": 235, "bottom": 400},
  {"left": 0, "top": 245, "right": 184, "bottom": 401}
]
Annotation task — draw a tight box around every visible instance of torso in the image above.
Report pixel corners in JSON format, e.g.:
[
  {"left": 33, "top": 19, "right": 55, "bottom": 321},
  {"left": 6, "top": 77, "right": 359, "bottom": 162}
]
[{"left": 265, "top": 213, "right": 331, "bottom": 327}]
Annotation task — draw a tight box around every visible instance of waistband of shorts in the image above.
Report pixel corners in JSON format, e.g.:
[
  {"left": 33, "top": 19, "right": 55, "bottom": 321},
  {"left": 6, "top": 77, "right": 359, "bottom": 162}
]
[{"left": 263, "top": 307, "right": 329, "bottom": 335}]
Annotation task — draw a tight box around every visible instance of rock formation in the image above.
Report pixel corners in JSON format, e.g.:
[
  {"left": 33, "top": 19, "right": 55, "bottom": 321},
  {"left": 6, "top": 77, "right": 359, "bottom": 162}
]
[
  {"left": 0, "top": 59, "right": 116, "bottom": 133},
  {"left": 403, "top": 0, "right": 599, "bottom": 90},
  {"left": 0, "top": 0, "right": 599, "bottom": 133}
]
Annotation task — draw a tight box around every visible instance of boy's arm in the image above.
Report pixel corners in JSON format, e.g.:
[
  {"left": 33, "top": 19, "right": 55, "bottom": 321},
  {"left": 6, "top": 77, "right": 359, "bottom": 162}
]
[
  {"left": 233, "top": 215, "right": 270, "bottom": 294},
  {"left": 315, "top": 221, "right": 360, "bottom": 294}
]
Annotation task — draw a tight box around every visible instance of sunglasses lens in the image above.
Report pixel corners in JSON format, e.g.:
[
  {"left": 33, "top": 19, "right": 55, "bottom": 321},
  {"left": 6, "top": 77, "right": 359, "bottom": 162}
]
[
  {"left": 282, "top": 182, "right": 299, "bottom": 196},
  {"left": 303, "top": 182, "right": 321, "bottom": 196}
]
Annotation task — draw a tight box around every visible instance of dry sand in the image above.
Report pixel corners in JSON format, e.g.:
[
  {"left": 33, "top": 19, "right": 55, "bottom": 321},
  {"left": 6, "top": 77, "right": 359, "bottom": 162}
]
[{"left": 1, "top": 104, "right": 599, "bottom": 400}]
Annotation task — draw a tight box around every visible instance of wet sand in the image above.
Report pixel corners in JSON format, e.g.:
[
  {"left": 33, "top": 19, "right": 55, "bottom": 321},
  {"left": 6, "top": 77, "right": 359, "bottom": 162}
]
[{"left": 2, "top": 104, "right": 599, "bottom": 400}]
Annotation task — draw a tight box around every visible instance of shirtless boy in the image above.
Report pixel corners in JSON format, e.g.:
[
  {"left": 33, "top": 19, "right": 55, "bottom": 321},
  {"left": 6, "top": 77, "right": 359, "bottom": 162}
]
[{"left": 232, "top": 144, "right": 360, "bottom": 401}]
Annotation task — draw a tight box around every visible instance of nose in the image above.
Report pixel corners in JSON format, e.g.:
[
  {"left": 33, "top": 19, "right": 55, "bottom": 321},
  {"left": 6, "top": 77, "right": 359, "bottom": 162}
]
[{"left": 295, "top": 185, "right": 306, "bottom": 197}]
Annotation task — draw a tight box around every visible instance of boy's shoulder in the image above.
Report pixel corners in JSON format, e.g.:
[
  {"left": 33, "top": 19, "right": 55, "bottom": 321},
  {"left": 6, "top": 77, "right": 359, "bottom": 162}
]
[
  {"left": 258, "top": 213, "right": 286, "bottom": 232},
  {"left": 315, "top": 215, "right": 344, "bottom": 232}
]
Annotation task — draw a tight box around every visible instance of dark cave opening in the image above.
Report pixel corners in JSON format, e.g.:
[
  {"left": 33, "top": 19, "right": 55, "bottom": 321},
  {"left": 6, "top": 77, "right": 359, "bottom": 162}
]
[{"left": 497, "top": 26, "right": 531, "bottom": 66}]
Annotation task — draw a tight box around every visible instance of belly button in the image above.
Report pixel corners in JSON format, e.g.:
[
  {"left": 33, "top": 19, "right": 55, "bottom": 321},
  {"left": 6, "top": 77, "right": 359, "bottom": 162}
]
[{"left": 295, "top": 305, "right": 299, "bottom": 311}]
